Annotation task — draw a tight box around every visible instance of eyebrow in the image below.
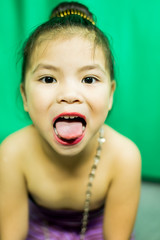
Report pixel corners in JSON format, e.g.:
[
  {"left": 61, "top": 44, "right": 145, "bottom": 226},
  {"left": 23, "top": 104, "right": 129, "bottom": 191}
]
[
  {"left": 31, "top": 64, "right": 59, "bottom": 74},
  {"left": 31, "top": 63, "right": 107, "bottom": 76},
  {"left": 77, "top": 64, "right": 107, "bottom": 75}
]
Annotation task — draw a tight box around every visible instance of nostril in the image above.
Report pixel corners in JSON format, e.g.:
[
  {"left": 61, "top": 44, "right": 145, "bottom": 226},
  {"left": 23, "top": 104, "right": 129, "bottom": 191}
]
[
  {"left": 57, "top": 93, "right": 83, "bottom": 104},
  {"left": 60, "top": 99, "right": 80, "bottom": 104}
]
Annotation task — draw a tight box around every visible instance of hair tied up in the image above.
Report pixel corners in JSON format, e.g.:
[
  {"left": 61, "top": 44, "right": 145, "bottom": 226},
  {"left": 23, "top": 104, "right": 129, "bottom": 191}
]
[
  {"left": 50, "top": 2, "right": 96, "bottom": 25},
  {"left": 50, "top": 9, "right": 95, "bottom": 25},
  {"left": 21, "top": 1, "right": 114, "bottom": 83}
]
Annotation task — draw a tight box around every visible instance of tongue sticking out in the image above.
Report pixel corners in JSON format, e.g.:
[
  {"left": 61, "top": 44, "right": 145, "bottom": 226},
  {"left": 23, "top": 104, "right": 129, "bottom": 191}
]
[{"left": 55, "top": 120, "right": 83, "bottom": 140}]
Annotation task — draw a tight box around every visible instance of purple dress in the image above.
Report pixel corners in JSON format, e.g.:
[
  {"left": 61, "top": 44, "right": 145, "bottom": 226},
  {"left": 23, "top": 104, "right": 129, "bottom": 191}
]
[{"left": 26, "top": 199, "right": 135, "bottom": 240}]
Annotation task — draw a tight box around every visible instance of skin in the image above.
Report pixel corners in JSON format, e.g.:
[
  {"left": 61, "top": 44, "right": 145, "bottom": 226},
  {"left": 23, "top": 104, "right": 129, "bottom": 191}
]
[{"left": 0, "top": 34, "right": 141, "bottom": 240}]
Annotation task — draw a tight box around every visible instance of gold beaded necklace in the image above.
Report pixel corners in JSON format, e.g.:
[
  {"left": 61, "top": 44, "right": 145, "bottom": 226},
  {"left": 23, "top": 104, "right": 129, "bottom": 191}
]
[{"left": 80, "top": 127, "right": 105, "bottom": 240}]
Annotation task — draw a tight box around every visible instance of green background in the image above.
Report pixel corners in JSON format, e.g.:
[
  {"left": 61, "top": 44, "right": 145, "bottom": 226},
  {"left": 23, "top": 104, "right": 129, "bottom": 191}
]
[{"left": 0, "top": 0, "right": 160, "bottom": 180}]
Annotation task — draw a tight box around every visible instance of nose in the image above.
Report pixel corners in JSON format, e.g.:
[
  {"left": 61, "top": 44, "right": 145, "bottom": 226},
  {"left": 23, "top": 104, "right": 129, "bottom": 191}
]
[{"left": 56, "top": 84, "right": 83, "bottom": 104}]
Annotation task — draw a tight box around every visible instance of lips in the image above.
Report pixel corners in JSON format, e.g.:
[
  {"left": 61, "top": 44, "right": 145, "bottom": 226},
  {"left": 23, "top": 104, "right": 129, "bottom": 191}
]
[{"left": 53, "top": 112, "right": 86, "bottom": 145}]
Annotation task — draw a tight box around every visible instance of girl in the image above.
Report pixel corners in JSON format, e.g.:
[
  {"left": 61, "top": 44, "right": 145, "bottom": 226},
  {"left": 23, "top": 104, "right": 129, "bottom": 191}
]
[{"left": 0, "top": 2, "right": 141, "bottom": 240}]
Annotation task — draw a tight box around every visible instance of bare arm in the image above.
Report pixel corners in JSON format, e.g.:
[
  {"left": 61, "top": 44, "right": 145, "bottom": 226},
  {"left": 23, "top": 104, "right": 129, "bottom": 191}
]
[
  {"left": 0, "top": 141, "right": 28, "bottom": 240},
  {"left": 103, "top": 141, "right": 141, "bottom": 240}
]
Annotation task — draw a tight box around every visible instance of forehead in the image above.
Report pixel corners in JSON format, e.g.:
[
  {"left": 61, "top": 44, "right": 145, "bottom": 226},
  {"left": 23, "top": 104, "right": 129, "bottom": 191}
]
[{"left": 28, "top": 33, "right": 107, "bottom": 74}]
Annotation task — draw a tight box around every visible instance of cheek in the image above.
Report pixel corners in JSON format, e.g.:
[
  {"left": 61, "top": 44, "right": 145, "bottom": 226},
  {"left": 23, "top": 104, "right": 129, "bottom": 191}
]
[
  {"left": 89, "top": 87, "right": 111, "bottom": 123},
  {"left": 90, "top": 86, "right": 111, "bottom": 110},
  {"left": 93, "top": 99, "right": 110, "bottom": 118},
  {"left": 26, "top": 87, "right": 52, "bottom": 115}
]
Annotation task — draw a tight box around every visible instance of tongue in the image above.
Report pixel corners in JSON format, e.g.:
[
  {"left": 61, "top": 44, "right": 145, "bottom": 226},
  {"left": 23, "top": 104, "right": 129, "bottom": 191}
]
[{"left": 55, "top": 120, "right": 83, "bottom": 140}]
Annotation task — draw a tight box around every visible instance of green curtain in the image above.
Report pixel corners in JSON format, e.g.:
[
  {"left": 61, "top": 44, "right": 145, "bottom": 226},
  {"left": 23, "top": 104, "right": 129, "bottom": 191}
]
[{"left": 0, "top": 0, "right": 160, "bottom": 180}]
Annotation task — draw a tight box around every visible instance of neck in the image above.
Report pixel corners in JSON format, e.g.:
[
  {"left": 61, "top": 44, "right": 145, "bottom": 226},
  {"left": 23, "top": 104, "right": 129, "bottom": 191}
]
[{"left": 38, "top": 131, "right": 99, "bottom": 171}]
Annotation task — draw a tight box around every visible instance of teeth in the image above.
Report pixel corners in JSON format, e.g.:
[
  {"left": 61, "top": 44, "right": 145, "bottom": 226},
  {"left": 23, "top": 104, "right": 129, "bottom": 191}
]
[
  {"left": 82, "top": 126, "right": 85, "bottom": 131},
  {"left": 54, "top": 128, "right": 58, "bottom": 135},
  {"left": 62, "top": 116, "right": 78, "bottom": 119},
  {"left": 63, "top": 116, "right": 70, "bottom": 119}
]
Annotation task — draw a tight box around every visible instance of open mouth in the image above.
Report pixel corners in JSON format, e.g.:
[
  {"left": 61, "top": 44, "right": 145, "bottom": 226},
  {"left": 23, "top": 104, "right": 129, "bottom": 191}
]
[{"left": 53, "top": 113, "right": 86, "bottom": 145}]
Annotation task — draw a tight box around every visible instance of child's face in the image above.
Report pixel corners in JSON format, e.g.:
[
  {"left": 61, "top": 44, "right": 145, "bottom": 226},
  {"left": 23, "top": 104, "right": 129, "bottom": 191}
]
[{"left": 21, "top": 35, "right": 115, "bottom": 155}]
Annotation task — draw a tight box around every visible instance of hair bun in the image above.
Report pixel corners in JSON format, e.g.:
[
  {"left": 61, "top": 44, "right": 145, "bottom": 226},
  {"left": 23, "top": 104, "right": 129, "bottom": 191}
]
[{"left": 50, "top": 1, "right": 95, "bottom": 25}]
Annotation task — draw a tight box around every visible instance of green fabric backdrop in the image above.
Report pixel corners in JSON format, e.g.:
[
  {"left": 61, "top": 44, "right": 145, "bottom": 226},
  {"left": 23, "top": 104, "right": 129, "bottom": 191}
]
[{"left": 0, "top": 0, "right": 160, "bottom": 180}]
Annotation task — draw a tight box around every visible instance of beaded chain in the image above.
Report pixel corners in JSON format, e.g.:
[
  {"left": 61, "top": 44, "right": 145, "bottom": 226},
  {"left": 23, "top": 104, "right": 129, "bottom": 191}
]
[{"left": 80, "top": 127, "right": 105, "bottom": 240}]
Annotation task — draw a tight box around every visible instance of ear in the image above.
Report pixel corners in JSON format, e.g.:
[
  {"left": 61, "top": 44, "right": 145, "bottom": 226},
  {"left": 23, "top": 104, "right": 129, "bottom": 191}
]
[
  {"left": 20, "top": 83, "right": 28, "bottom": 112},
  {"left": 108, "top": 80, "right": 116, "bottom": 111}
]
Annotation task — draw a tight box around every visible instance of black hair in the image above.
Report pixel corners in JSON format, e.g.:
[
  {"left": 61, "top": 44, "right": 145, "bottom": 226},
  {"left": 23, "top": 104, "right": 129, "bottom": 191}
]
[{"left": 22, "top": 1, "right": 114, "bottom": 83}]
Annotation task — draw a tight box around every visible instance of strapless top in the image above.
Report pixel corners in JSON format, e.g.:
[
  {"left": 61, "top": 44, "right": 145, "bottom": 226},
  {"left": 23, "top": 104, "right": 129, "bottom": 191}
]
[{"left": 26, "top": 196, "right": 105, "bottom": 239}]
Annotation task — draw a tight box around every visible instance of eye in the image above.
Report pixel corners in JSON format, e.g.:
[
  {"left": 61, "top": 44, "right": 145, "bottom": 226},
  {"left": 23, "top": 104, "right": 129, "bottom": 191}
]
[
  {"left": 82, "top": 77, "right": 98, "bottom": 84},
  {"left": 40, "top": 76, "right": 57, "bottom": 84}
]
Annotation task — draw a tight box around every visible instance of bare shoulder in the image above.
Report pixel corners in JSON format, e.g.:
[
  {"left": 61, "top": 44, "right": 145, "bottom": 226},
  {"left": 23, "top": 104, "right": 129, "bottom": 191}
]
[
  {"left": 0, "top": 125, "right": 34, "bottom": 165},
  {"left": 0, "top": 127, "right": 30, "bottom": 240},
  {"left": 104, "top": 124, "right": 141, "bottom": 175},
  {"left": 102, "top": 128, "right": 141, "bottom": 239}
]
